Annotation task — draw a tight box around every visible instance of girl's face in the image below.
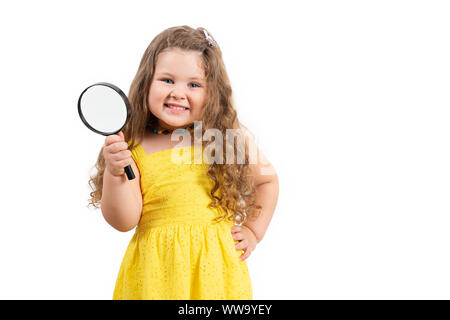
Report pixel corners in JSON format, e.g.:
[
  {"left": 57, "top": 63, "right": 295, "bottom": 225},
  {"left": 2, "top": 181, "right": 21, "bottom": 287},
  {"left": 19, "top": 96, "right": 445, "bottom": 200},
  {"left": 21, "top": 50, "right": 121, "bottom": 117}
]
[{"left": 148, "top": 48, "right": 207, "bottom": 130}]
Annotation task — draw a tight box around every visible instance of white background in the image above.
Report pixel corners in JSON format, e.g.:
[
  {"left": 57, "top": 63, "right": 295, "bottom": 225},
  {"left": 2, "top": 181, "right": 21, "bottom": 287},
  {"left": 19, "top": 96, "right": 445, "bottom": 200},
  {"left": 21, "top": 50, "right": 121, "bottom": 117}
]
[{"left": 0, "top": 0, "right": 449, "bottom": 299}]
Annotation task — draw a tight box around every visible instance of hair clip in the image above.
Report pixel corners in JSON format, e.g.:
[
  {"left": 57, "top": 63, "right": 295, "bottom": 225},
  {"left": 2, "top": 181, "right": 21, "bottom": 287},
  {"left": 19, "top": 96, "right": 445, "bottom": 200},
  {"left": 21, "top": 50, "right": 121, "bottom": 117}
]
[{"left": 203, "top": 29, "right": 218, "bottom": 47}]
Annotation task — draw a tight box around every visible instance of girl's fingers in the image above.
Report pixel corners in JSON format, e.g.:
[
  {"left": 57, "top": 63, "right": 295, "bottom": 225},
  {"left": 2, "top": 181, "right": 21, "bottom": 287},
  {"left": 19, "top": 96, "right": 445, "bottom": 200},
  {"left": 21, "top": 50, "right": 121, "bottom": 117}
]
[
  {"left": 231, "top": 226, "right": 241, "bottom": 233},
  {"left": 240, "top": 247, "right": 252, "bottom": 261},
  {"left": 235, "top": 240, "right": 247, "bottom": 250},
  {"left": 232, "top": 232, "right": 245, "bottom": 241},
  {"left": 107, "top": 142, "right": 129, "bottom": 154},
  {"left": 118, "top": 158, "right": 132, "bottom": 167},
  {"left": 105, "top": 133, "right": 124, "bottom": 146},
  {"left": 111, "top": 149, "right": 132, "bottom": 160}
]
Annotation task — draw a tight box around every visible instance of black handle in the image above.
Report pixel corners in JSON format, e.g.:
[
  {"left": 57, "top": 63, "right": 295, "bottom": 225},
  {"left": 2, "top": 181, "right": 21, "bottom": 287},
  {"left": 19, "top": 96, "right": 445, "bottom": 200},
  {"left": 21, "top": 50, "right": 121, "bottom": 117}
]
[{"left": 124, "top": 165, "right": 135, "bottom": 180}]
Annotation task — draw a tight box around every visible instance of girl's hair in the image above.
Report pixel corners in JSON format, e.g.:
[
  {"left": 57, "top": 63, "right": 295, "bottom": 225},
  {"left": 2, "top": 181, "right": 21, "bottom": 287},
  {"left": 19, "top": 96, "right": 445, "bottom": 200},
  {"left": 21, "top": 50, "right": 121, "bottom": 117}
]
[{"left": 88, "top": 25, "right": 262, "bottom": 224}]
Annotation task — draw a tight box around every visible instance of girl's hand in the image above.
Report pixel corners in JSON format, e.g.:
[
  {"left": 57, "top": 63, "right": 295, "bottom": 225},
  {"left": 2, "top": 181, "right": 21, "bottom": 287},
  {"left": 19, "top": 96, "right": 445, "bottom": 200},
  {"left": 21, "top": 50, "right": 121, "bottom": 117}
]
[
  {"left": 103, "top": 131, "right": 133, "bottom": 177},
  {"left": 231, "top": 225, "right": 257, "bottom": 261}
]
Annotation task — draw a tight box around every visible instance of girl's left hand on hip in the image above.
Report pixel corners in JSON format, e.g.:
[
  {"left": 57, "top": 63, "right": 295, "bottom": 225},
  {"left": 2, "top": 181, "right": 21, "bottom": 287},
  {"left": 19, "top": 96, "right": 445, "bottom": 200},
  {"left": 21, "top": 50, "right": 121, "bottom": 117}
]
[{"left": 231, "top": 225, "right": 257, "bottom": 261}]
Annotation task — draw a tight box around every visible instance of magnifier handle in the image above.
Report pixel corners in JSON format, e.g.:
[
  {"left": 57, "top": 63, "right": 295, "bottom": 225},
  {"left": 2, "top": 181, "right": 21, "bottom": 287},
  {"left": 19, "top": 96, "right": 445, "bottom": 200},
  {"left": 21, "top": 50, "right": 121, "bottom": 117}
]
[{"left": 124, "top": 165, "right": 135, "bottom": 180}]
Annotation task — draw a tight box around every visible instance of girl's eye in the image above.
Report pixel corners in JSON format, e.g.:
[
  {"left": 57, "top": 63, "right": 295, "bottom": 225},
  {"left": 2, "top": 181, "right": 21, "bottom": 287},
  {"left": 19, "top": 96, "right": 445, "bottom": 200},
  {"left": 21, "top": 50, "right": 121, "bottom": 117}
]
[{"left": 160, "top": 79, "right": 200, "bottom": 88}]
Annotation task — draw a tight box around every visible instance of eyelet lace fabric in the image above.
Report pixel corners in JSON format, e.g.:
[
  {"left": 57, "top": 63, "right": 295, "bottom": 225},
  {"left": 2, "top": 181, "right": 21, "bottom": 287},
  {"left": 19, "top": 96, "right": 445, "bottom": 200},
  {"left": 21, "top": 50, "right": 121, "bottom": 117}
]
[{"left": 112, "top": 143, "right": 252, "bottom": 300}]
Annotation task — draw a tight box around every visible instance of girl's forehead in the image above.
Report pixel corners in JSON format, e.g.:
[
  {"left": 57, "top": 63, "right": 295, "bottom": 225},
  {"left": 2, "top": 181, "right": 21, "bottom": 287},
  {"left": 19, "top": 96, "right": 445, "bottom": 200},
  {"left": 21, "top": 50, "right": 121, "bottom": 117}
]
[
  {"left": 155, "top": 49, "right": 205, "bottom": 76},
  {"left": 157, "top": 48, "right": 204, "bottom": 64}
]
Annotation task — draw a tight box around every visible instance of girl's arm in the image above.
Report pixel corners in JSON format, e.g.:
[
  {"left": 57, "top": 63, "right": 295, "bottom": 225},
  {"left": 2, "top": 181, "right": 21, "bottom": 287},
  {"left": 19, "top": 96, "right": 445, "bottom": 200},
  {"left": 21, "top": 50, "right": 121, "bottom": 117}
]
[
  {"left": 243, "top": 135, "right": 279, "bottom": 243},
  {"left": 244, "top": 176, "right": 279, "bottom": 243},
  {"left": 101, "top": 158, "right": 143, "bottom": 232}
]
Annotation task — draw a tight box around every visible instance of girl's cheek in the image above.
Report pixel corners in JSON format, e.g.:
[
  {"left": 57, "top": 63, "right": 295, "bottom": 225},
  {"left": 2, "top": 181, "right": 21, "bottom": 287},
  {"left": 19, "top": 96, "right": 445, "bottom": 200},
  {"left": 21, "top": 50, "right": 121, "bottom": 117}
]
[
  {"left": 149, "top": 87, "right": 168, "bottom": 104},
  {"left": 150, "top": 82, "right": 166, "bottom": 94}
]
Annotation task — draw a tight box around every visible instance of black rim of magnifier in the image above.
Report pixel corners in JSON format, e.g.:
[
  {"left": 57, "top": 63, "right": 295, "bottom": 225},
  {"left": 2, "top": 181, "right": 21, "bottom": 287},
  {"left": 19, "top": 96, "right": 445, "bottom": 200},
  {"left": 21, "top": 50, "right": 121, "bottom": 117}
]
[
  {"left": 77, "top": 82, "right": 131, "bottom": 136},
  {"left": 77, "top": 82, "right": 135, "bottom": 180}
]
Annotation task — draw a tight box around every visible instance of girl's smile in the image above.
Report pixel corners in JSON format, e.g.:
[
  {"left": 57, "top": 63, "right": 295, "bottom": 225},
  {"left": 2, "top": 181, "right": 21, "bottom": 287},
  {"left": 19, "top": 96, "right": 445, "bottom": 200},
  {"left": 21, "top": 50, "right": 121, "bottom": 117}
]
[{"left": 164, "top": 102, "right": 190, "bottom": 114}]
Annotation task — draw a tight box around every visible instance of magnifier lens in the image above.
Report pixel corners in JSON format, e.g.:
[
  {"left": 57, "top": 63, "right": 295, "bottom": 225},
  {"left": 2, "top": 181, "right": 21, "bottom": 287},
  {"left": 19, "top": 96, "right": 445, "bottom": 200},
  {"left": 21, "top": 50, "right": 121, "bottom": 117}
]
[{"left": 79, "top": 85, "right": 128, "bottom": 134}]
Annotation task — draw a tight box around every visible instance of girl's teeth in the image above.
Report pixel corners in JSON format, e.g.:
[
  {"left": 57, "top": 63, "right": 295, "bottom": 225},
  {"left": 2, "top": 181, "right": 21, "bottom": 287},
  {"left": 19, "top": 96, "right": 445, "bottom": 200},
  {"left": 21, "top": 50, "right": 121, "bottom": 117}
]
[{"left": 166, "top": 104, "right": 187, "bottom": 110}]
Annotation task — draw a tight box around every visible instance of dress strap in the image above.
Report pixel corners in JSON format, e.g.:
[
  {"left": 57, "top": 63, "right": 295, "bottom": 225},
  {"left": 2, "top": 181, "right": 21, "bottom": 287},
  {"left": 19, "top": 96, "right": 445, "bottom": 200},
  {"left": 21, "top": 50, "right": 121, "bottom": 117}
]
[{"left": 127, "top": 139, "right": 144, "bottom": 166}]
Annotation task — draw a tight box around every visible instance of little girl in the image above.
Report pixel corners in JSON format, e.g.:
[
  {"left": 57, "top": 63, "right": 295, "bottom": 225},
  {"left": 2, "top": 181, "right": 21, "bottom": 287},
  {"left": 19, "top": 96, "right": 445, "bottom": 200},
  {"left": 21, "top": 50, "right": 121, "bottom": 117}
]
[{"left": 88, "top": 25, "right": 279, "bottom": 300}]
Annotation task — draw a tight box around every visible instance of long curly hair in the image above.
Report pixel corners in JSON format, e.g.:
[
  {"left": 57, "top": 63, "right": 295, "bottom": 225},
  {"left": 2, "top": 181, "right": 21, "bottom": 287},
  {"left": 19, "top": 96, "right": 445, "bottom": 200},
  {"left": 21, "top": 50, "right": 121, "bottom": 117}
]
[{"left": 88, "top": 25, "right": 262, "bottom": 224}]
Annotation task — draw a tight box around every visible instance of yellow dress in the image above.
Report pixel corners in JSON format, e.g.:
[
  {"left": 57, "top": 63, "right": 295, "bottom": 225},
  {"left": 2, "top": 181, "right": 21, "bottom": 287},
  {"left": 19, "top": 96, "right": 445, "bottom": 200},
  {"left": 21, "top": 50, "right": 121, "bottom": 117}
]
[{"left": 112, "top": 143, "right": 252, "bottom": 300}]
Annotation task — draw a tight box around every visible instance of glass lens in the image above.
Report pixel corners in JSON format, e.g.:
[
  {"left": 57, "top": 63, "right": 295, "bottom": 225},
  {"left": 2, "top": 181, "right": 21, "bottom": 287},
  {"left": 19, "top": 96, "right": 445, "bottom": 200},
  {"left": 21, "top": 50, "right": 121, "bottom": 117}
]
[{"left": 79, "top": 84, "right": 127, "bottom": 133}]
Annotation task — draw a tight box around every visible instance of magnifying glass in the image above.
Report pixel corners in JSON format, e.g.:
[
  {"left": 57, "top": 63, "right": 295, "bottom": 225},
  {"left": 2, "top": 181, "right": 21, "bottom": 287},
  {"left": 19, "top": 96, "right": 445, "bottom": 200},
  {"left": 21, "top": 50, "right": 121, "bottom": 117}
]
[{"left": 78, "top": 82, "right": 135, "bottom": 180}]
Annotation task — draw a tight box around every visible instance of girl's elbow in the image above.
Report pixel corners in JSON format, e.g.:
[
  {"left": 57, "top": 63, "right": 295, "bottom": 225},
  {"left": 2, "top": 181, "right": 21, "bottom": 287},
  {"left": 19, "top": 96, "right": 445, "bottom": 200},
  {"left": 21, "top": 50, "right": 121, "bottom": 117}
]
[
  {"left": 114, "top": 224, "right": 137, "bottom": 233},
  {"left": 102, "top": 212, "right": 140, "bottom": 233},
  {"left": 115, "top": 215, "right": 141, "bottom": 232}
]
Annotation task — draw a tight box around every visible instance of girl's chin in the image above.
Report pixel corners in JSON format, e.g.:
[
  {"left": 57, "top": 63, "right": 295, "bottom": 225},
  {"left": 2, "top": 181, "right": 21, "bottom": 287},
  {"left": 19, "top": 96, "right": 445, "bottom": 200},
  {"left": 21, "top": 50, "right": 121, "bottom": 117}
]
[{"left": 158, "top": 117, "right": 189, "bottom": 129}]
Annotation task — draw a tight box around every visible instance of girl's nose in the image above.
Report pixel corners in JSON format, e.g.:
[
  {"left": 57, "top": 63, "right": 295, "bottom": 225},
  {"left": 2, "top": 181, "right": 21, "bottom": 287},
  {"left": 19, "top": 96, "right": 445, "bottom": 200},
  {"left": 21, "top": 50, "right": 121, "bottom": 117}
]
[{"left": 169, "top": 85, "right": 187, "bottom": 100}]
